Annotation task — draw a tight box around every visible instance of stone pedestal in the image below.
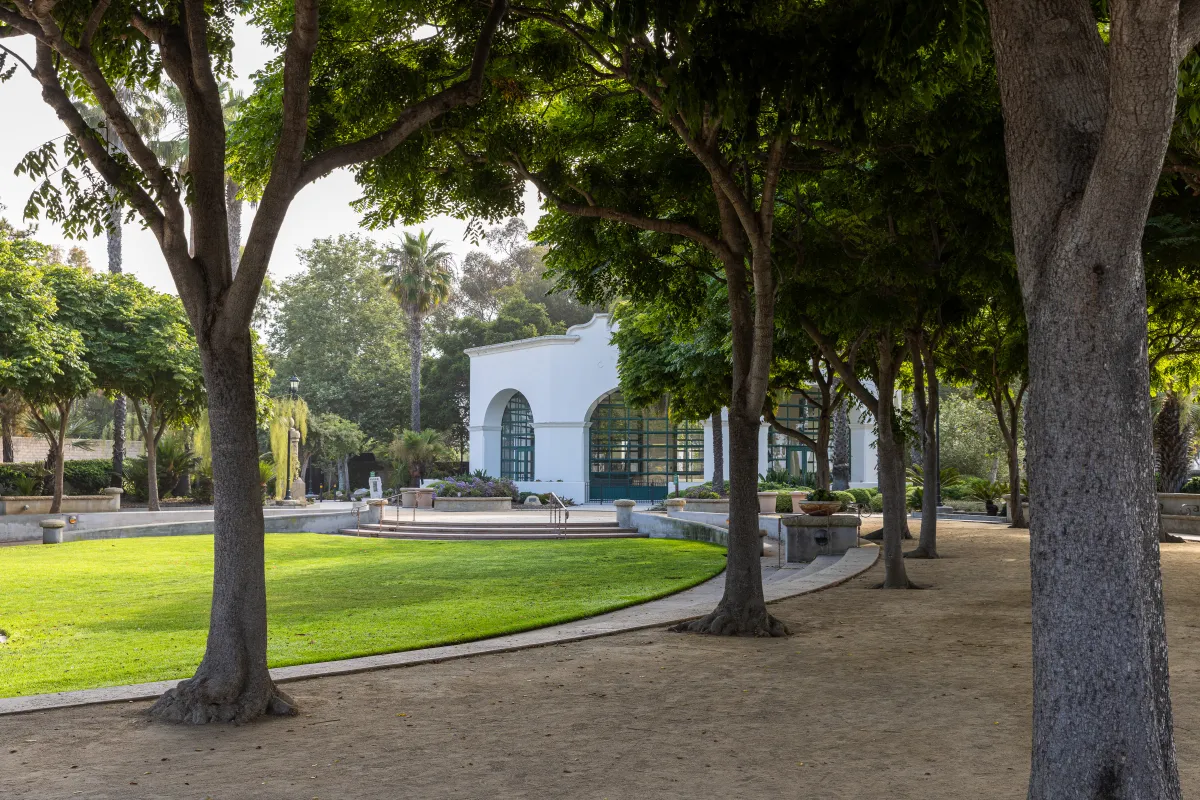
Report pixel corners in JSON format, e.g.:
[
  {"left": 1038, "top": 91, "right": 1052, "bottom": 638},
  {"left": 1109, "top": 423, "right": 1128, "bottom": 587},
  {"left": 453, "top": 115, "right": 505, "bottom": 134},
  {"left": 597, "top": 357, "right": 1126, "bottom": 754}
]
[
  {"left": 290, "top": 477, "right": 306, "bottom": 502},
  {"left": 780, "top": 514, "right": 860, "bottom": 563},
  {"left": 40, "top": 517, "right": 66, "bottom": 544},
  {"left": 613, "top": 499, "right": 636, "bottom": 528},
  {"left": 663, "top": 498, "right": 687, "bottom": 515},
  {"left": 365, "top": 499, "right": 386, "bottom": 525}
]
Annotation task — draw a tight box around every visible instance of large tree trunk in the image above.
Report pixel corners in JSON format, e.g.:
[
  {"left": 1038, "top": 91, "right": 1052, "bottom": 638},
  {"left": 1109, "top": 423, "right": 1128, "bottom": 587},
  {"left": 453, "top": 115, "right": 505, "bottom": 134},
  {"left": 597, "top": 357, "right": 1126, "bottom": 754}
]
[
  {"left": 831, "top": 400, "right": 850, "bottom": 490},
  {"left": 150, "top": 330, "right": 295, "bottom": 723},
  {"left": 409, "top": 314, "right": 422, "bottom": 432},
  {"left": 987, "top": 2, "right": 1182, "bottom": 795},
  {"left": 908, "top": 333, "right": 940, "bottom": 559},
  {"left": 1005, "top": 429, "right": 1025, "bottom": 529},
  {"left": 813, "top": 417, "right": 831, "bottom": 490},
  {"left": 874, "top": 334, "right": 913, "bottom": 587},
  {"left": 711, "top": 410, "right": 725, "bottom": 495}
]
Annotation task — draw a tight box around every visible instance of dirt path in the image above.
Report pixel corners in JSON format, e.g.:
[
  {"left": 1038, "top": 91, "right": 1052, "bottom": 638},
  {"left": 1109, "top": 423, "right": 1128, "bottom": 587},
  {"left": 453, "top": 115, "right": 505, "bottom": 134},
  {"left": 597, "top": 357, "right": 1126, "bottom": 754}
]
[{"left": 2, "top": 521, "right": 1199, "bottom": 799}]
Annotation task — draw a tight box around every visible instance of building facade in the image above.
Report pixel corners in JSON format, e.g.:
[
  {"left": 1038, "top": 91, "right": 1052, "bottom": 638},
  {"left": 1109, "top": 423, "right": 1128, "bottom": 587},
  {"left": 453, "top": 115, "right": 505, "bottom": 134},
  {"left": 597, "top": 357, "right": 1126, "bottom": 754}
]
[{"left": 467, "top": 313, "right": 879, "bottom": 503}]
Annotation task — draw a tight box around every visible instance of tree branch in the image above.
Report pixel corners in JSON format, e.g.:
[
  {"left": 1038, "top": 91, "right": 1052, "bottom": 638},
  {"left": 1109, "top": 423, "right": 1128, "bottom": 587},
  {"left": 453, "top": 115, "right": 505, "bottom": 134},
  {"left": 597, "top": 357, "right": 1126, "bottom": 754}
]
[
  {"left": 762, "top": 404, "right": 820, "bottom": 453},
  {"left": 1181, "top": 0, "right": 1200, "bottom": 55},
  {"left": 798, "top": 315, "right": 879, "bottom": 417},
  {"left": 297, "top": 0, "right": 509, "bottom": 186},
  {"left": 511, "top": 156, "right": 732, "bottom": 259},
  {"left": 81, "top": 0, "right": 113, "bottom": 51}
]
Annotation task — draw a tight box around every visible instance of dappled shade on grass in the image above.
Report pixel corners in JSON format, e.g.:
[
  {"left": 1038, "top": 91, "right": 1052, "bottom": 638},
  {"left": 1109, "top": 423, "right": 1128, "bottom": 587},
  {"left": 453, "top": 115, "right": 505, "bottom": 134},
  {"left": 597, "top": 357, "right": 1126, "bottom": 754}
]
[{"left": 0, "top": 534, "right": 726, "bottom": 697}]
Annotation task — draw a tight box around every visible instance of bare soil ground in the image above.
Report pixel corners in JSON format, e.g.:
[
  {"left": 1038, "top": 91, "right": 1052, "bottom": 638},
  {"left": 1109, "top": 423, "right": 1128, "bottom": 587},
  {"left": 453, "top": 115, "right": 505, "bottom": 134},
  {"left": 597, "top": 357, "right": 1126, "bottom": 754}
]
[{"left": 2, "top": 521, "right": 1199, "bottom": 799}]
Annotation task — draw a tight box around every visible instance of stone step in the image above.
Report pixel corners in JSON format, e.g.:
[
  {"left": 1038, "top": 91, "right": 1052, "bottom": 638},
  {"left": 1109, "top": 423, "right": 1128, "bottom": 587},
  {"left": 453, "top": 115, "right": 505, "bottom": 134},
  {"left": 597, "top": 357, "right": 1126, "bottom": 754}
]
[
  {"left": 369, "top": 520, "right": 622, "bottom": 529},
  {"left": 336, "top": 528, "right": 646, "bottom": 541}
]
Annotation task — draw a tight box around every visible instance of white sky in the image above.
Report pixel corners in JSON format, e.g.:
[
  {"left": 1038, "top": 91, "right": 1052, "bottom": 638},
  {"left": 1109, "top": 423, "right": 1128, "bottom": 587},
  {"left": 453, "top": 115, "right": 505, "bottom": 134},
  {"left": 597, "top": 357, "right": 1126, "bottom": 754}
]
[{"left": 0, "top": 19, "right": 542, "bottom": 293}]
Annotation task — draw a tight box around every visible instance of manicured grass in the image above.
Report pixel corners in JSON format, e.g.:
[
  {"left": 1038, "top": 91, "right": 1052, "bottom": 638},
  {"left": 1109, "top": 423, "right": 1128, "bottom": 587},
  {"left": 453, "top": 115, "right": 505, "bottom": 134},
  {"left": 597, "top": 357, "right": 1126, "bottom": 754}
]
[{"left": 0, "top": 534, "right": 726, "bottom": 697}]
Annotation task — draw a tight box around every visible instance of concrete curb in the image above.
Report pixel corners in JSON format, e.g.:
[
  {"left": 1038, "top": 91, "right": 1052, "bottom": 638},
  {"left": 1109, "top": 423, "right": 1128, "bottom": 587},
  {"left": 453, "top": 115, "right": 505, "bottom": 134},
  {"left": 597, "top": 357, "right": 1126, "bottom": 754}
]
[{"left": 0, "top": 546, "right": 878, "bottom": 717}]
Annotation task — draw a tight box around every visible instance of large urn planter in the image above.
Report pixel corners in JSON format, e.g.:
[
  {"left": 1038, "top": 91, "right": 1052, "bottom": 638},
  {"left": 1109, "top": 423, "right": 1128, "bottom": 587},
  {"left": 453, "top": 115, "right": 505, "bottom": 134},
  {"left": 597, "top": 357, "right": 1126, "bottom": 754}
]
[
  {"left": 789, "top": 491, "right": 809, "bottom": 512},
  {"left": 797, "top": 500, "right": 843, "bottom": 517},
  {"left": 683, "top": 498, "right": 729, "bottom": 514},
  {"left": 757, "top": 491, "right": 778, "bottom": 513},
  {"left": 433, "top": 495, "right": 514, "bottom": 512},
  {"left": 401, "top": 488, "right": 436, "bottom": 509}
]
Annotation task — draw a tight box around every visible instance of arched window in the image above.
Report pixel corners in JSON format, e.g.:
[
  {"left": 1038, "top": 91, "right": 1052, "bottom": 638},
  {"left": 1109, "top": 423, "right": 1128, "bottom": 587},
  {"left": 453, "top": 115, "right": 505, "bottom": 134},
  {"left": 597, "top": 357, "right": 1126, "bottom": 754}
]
[
  {"left": 500, "top": 392, "right": 534, "bottom": 481},
  {"left": 766, "top": 391, "right": 819, "bottom": 482},
  {"left": 588, "top": 391, "right": 703, "bottom": 502}
]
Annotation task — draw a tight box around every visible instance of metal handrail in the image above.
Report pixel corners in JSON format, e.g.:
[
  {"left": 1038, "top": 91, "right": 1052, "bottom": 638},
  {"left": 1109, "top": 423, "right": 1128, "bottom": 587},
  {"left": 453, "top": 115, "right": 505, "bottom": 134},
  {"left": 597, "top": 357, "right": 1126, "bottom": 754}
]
[{"left": 547, "top": 492, "right": 568, "bottom": 531}]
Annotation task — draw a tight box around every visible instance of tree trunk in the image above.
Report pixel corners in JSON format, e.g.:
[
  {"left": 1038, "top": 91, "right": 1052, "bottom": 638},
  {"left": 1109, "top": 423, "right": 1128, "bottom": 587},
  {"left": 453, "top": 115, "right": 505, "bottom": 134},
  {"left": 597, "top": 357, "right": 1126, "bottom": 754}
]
[
  {"left": 711, "top": 410, "right": 725, "bottom": 495},
  {"left": 111, "top": 394, "right": 126, "bottom": 487},
  {"left": 813, "top": 409, "right": 832, "bottom": 490},
  {"left": 1006, "top": 427, "right": 1025, "bottom": 530},
  {"left": 908, "top": 335, "right": 940, "bottom": 559},
  {"left": 1, "top": 401, "right": 14, "bottom": 464},
  {"left": 409, "top": 314, "right": 422, "bottom": 432},
  {"left": 831, "top": 400, "right": 850, "bottom": 490},
  {"left": 106, "top": 198, "right": 122, "bottom": 274},
  {"left": 1154, "top": 392, "right": 1190, "bottom": 493},
  {"left": 226, "top": 178, "right": 242, "bottom": 277},
  {"left": 874, "top": 335, "right": 913, "bottom": 588},
  {"left": 143, "top": 410, "right": 159, "bottom": 513},
  {"left": 987, "top": 2, "right": 1181, "bottom": 794},
  {"left": 672, "top": 409, "right": 786, "bottom": 636},
  {"left": 150, "top": 329, "right": 295, "bottom": 724},
  {"left": 47, "top": 403, "right": 69, "bottom": 514}
]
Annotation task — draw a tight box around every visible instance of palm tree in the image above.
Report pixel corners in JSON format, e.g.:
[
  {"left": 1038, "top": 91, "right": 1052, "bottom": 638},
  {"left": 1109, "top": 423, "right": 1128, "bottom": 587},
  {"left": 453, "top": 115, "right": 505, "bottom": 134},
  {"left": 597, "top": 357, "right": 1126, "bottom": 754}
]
[
  {"left": 381, "top": 230, "right": 454, "bottom": 432},
  {"left": 73, "top": 89, "right": 168, "bottom": 487},
  {"left": 389, "top": 429, "right": 452, "bottom": 485}
]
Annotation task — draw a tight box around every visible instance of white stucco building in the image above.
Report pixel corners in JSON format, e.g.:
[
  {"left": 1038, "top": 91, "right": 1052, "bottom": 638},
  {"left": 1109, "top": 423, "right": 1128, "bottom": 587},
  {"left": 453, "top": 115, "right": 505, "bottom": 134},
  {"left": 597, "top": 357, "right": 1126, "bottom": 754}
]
[{"left": 466, "top": 313, "right": 879, "bottom": 504}]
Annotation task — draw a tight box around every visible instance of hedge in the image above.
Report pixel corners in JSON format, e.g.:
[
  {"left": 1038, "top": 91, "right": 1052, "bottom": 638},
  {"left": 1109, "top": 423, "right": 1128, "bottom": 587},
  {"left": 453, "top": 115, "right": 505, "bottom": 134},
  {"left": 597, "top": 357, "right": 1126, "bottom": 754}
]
[{"left": 0, "top": 459, "right": 113, "bottom": 495}]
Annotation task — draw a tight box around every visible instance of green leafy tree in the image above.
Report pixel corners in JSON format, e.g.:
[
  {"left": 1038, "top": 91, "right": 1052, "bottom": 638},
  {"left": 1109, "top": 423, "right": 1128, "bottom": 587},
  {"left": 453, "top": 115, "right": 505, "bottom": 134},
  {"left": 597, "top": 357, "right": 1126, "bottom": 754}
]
[
  {"left": 106, "top": 286, "right": 207, "bottom": 511},
  {"left": 381, "top": 230, "right": 454, "bottom": 433},
  {"left": 266, "top": 235, "right": 413, "bottom": 443},
  {"left": 0, "top": 0, "right": 510, "bottom": 723},
  {"left": 302, "top": 412, "right": 366, "bottom": 497}
]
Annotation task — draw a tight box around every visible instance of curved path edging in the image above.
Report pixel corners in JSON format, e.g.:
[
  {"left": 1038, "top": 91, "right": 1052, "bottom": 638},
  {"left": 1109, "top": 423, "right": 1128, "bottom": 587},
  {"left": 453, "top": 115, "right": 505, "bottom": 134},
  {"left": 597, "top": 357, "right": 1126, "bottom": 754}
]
[{"left": 0, "top": 546, "right": 878, "bottom": 717}]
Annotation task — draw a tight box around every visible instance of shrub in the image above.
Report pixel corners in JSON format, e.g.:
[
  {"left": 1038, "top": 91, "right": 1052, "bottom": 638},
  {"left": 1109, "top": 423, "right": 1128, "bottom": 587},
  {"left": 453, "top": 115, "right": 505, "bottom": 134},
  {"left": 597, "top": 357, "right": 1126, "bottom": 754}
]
[
  {"left": 123, "top": 439, "right": 199, "bottom": 502},
  {"left": 776, "top": 493, "right": 792, "bottom": 513},
  {"left": 806, "top": 488, "right": 837, "bottom": 502},
  {"left": 0, "top": 463, "right": 40, "bottom": 495},
  {"left": 832, "top": 490, "right": 856, "bottom": 510},
  {"left": 62, "top": 459, "right": 113, "bottom": 495},
  {"left": 907, "top": 485, "right": 923, "bottom": 510},
  {"left": 1182, "top": 476, "right": 1200, "bottom": 494},
  {"left": 870, "top": 493, "right": 885, "bottom": 512},
  {"left": 848, "top": 488, "right": 872, "bottom": 505},
  {"left": 428, "top": 475, "right": 519, "bottom": 500},
  {"left": 190, "top": 465, "right": 214, "bottom": 504},
  {"left": 666, "top": 483, "right": 722, "bottom": 500}
]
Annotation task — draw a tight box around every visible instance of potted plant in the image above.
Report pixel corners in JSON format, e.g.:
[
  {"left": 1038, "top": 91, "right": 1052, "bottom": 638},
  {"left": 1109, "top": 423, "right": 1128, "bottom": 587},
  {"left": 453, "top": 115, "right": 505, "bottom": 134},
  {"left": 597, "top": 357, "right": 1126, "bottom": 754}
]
[{"left": 798, "top": 488, "right": 843, "bottom": 517}]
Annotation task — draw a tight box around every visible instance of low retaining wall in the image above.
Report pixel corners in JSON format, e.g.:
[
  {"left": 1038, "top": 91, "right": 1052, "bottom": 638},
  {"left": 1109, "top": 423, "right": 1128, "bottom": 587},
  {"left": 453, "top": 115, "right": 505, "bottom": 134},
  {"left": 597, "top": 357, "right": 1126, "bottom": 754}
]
[
  {"left": 665, "top": 509, "right": 783, "bottom": 540},
  {"left": 630, "top": 511, "right": 728, "bottom": 547},
  {"left": 433, "top": 496, "right": 514, "bottom": 512},
  {"left": 51, "top": 506, "right": 380, "bottom": 544},
  {"left": 1160, "top": 493, "right": 1200, "bottom": 536},
  {"left": 1, "top": 494, "right": 120, "bottom": 515},
  {"left": 3, "top": 503, "right": 376, "bottom": 544}
]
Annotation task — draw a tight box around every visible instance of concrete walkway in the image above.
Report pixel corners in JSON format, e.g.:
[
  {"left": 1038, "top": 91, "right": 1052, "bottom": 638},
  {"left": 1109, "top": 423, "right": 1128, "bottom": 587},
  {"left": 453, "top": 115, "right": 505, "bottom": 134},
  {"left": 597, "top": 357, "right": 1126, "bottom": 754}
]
[{"left": 0, "top": 543, "right": 878, "bottom": 717}]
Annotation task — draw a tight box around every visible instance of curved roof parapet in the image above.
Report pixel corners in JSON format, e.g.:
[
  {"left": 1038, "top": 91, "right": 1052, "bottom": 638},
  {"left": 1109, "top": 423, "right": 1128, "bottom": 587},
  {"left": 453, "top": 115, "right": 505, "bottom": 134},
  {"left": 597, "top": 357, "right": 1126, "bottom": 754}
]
[{"left": 463, "top": 312, "right": 612, "bottom": 358}]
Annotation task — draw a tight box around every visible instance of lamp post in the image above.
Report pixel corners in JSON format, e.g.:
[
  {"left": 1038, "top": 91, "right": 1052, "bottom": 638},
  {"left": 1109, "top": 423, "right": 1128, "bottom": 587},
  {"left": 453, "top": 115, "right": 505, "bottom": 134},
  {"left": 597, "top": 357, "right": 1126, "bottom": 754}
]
[{"left": 284, "top": 375, "right": 300, "bottom": 501}]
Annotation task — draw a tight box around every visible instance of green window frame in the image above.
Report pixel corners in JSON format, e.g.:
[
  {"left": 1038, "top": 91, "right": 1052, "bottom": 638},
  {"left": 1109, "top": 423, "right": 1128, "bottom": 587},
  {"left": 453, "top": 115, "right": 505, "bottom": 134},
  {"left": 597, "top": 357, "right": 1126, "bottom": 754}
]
[
  {"left": 500, "top": 392, "right": 535, "bottom": 481},
  {"left": 767, "top": 391, "right": 820, "bottom": 483},
  {"left": 588, "top": 391, "right": 704, "bottom": 502}
]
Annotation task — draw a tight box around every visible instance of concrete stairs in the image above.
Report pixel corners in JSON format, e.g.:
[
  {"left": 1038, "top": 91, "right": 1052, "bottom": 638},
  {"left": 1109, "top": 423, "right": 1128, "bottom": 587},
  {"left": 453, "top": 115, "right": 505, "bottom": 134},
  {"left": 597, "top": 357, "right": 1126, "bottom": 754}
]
[{"left": 336, "top": 520, "right": 645, "bottom": 541}]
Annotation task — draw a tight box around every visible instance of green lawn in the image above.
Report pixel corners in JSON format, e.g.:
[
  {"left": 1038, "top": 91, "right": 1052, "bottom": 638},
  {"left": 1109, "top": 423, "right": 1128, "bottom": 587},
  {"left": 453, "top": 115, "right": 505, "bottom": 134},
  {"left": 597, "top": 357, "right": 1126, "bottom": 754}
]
[{"left": 0, "top": 534, "right": 725, "bottom": 698}]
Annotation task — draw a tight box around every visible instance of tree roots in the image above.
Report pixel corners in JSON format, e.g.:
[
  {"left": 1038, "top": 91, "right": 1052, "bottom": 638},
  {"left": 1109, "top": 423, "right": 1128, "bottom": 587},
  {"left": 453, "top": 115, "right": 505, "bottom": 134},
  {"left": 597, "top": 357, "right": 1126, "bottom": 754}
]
[
  {"left": 904, "top": 547, "right": 939, "bottom": 559},
  {"left": 150, "top": 677, "right": 297, "bottom": 725},
  {"left": 670, "top": 607, "right": 790, "bottom": 637},
  {"left": 871, "top": 579, "right": 924, "bottom": 590}
]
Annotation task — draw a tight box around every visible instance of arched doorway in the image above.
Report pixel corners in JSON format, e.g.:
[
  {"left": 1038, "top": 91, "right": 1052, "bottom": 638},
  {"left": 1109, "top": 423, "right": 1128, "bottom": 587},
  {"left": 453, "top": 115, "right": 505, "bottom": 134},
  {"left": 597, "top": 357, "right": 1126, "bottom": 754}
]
[
  {"left": 500, "top": 392, "right": 534, "bottom": 481},
  {"left": 587, "top": 390, "right": 703, "bottom": 502}
]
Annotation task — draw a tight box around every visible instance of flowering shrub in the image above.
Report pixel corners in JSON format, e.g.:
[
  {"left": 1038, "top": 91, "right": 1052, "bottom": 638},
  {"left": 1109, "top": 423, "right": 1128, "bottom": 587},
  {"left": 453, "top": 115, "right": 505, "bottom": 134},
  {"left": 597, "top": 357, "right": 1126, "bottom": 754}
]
[{"left": 427, "top": 475, "right": 519, "bottom": 500}]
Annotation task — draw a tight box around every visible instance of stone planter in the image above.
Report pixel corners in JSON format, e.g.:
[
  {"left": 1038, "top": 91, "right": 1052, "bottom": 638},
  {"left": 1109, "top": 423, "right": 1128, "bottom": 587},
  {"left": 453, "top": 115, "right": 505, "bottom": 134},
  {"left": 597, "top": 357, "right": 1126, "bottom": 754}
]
[
  {"left": 683, "top": 498, "right": 729, "bottom": 514},
  {"left": 797, "top": 500, "right": 843, "bottom": 517},
  {"left": 40, "top": 517, "right": 66, "bottom": 544},
  {"left": 613, "top": 499, "right": 636, "bottom": 528},
  {"left": 401, "top": 488, "right": 437, "bottom": 509},
  {"left": 757, "top": 491, "right": 778, "bottom": 513},
  {"left": 780, "top": 514, "right": 860, "bottom": 562},
  {"left": 789, "top": 491, "right": 809, "bottom": 511},
  {"left": 433, "top": 495, "right": 514, "bottom": 512},
  {"left": 663, "top": 498, "right": 687, "bottom": 514},
  {"left": 1, "top": 494, "right": 121, "bottom": 515}
]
